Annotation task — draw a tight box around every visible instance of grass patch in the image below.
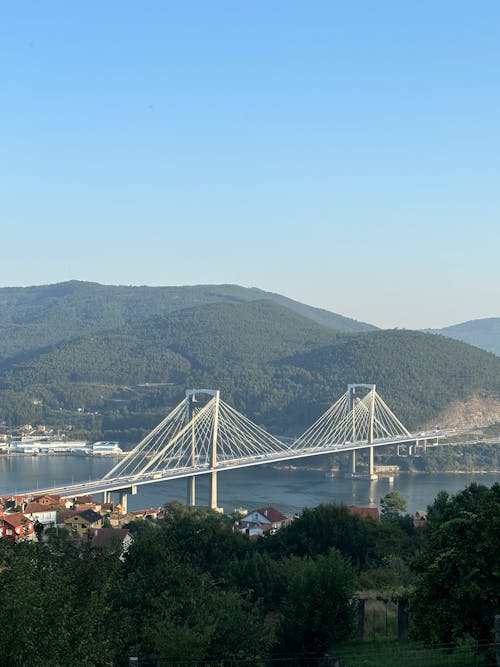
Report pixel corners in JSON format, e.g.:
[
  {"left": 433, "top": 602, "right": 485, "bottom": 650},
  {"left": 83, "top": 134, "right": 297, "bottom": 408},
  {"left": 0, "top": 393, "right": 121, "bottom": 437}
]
[{"left": 331, "top": 639, "right": 484, "bottom": 667}]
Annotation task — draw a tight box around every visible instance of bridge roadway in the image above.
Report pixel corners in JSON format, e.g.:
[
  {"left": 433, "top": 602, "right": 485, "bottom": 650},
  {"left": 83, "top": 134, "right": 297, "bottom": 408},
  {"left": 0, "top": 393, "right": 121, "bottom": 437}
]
[{"left": 17, "top": 430, "right": 450, "bottom": 501}]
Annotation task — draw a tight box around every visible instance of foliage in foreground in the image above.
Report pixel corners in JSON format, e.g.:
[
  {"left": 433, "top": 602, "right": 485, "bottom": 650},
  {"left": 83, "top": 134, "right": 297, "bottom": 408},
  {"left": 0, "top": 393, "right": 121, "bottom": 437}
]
[
  {"left": 0, "top": 485, "right": 498, "bottom": 665},
  {"left": 411, "top": 482, "right": 500, "bottom": 645}
]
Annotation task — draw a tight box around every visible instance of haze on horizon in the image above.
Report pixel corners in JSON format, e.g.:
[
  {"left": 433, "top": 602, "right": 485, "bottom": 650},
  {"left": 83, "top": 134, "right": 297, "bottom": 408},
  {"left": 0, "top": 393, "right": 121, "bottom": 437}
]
[{"left": 2, "top": 2, "right": 499, "bottom": 331}]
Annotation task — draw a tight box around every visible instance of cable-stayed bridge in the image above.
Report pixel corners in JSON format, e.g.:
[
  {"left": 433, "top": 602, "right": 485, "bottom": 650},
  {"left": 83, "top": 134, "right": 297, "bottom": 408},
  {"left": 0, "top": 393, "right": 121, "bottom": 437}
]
[{"left": 16, "top": 384, "right": 451, "bottom": 511}]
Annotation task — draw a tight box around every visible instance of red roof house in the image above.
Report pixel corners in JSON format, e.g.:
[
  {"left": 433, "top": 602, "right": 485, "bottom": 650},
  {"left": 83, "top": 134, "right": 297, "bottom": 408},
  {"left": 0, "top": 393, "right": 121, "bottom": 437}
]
[
  {"left": 237, "top": 507, "right": 292, "bottom": 537},
  {"left": 348, "top": 506, "right": 381, "bottom": 522},
  {"left": 0, "top": 512, "right": 35, "bottom": 541}
]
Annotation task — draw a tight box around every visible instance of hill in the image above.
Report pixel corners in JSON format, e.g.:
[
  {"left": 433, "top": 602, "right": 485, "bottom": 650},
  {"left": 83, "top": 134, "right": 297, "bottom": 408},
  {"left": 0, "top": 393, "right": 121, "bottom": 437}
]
[
  {"left": 0, "top": 281, "right": 375, "bottom": 363},
  {"left": 428, "top": 318, "right": 500, "bottom": 357},
  {"left": 1, "top": 300, "right": 499, "bottom": 442}
]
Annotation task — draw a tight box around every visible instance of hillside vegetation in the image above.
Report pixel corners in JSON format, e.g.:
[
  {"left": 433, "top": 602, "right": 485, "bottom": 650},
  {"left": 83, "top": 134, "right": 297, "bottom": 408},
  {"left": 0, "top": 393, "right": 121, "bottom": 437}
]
[
  {"left": 1, "top": 298, "right": 499, "bottom": 442},
  {"left": 0, "top": 280, "right": 375, "bottom": 363}
]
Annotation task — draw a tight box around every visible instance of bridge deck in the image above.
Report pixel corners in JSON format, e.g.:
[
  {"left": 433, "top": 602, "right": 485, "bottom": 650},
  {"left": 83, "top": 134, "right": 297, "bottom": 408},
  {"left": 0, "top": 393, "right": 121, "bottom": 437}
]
[{"left": 13, "top": 431, "right": 449, "bottom": 500}]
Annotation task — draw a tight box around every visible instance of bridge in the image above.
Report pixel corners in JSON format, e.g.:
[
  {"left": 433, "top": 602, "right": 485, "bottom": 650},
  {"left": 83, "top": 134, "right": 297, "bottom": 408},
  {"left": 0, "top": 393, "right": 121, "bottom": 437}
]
[{"left": 15, "top": 384, "right": 453, "bottom": 512}]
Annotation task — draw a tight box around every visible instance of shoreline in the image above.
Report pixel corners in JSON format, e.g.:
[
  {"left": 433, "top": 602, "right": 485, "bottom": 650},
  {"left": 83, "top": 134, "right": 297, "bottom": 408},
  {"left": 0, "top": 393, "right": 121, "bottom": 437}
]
[{"left": 0, "top": 451, "right": 124, "bottom": 458}]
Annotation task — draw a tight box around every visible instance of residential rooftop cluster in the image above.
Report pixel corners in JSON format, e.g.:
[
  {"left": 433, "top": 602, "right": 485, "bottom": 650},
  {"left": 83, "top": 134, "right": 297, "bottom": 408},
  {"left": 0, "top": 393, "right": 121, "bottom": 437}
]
[
  {"left": 0, "top": 492, "right": 155, "bottom": 549},
  {"left": 0, "top": 489, "right": 399, "bottom": 556}
]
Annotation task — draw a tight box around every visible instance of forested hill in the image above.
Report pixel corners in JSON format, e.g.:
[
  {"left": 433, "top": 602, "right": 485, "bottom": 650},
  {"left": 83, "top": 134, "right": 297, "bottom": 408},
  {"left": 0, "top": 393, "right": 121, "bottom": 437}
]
[
  {"left": 0, "top": 280, "right": 375, "bottom": 362},
  {"left": 428, "top": 317, "right": 500, "bottom": 357},
  {"left": 1, "top": 299, "right": 499, "bottom": 441}
]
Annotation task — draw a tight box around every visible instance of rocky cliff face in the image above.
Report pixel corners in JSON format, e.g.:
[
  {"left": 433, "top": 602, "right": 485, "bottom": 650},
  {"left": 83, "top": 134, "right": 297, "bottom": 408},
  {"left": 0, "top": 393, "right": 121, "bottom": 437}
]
[{"left": 424, "top": 394, "right": 500, "bottom": 429}]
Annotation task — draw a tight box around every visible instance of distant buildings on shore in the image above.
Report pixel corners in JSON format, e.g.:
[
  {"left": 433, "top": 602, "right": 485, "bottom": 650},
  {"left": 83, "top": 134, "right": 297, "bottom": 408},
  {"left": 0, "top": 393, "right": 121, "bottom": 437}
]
[{"left": 5, "top": 438, "right": 123, "bottom": 456}]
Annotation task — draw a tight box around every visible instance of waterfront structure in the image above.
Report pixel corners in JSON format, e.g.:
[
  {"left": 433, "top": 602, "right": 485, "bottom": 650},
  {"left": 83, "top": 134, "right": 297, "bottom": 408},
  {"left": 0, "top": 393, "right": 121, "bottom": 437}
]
[
  {"left": 91, "top": 441, "right": 123, "bottom": 455},
  {"left": 10, "top": 439, "right": 89, "bottom": 454},
  {"left": 8, "top": 439, "right": 123, "bottom": 456}
]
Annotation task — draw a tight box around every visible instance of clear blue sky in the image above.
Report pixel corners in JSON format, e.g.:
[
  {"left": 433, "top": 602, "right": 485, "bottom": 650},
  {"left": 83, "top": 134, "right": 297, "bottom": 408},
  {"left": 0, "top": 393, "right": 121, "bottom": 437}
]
[{"left": 1, "top": 1, "right": 499, "bottom": 329}]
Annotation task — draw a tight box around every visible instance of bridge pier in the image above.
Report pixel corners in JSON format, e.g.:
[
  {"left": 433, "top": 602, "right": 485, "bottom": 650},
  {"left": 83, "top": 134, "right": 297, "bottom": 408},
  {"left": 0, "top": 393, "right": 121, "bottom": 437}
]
[
  {"left": 368, "top": 446, "right": 374, "bottom": 477},
  {"left": 114, "top": 485, "right": 137, "bottom": 515},
  {"left": 209, "top": 471, "right": 218, "bottom": 510},
  {"left": 346, "top": 449, "right": 378, "bottom": 480},
  {"left": 187, "top": 476, "right": 196, "bottom": 506},
  {"left": 103, "top": 490, "right": 111, "bottom": 504},
  {"left": 120, "top": 491, "right": 128, "bottom": 514}
]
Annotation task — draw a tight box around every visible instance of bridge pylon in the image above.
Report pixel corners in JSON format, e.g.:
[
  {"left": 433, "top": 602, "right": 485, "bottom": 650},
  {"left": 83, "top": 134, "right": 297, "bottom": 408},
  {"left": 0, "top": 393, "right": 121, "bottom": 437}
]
[
  {"left": 293, "top": 383, "right": 411, "bottom": 479},
  {"left": 348, "top": 384, "right": 377, "bottom": 479},
  {"left": 185, "top": 389, "right": 221, "bottom": 510}
]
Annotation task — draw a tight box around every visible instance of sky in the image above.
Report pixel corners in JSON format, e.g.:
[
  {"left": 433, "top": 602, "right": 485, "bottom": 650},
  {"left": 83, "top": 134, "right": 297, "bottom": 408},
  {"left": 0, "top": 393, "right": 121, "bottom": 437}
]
[{"left": 1, "top": 1, "right": 499, "bottom": 330}]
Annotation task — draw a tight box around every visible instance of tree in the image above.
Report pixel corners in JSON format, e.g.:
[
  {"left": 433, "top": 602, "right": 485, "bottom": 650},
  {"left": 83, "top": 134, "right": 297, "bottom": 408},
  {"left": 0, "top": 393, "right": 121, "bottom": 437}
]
[
  {"left": 112, "top": 520, "right": 273, "bottom": 665},
  {"left": 0, "top": 538, "right": 120, "bottom": 666},
  {"left": 380, "top": 491, "right": 407, "bottom": 520},
  {"left": 411, "top": 483, "right": 500, "bottom": 644},
  {"left": 273, "top": 549, "right": 356, "bottom": 665},
  {"left": 265, "top": 503, "right": 403, "bottom": 569},
  {"left": 33, "top": 519, "right": 44, "bottom": 542}
]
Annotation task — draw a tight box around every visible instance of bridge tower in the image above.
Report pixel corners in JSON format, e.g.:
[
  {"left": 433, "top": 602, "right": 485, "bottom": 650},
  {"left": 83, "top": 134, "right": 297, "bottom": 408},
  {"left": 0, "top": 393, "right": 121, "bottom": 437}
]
[
  {"left": 186, "top": 391, "right": 197, "bottom": 506},
  {"left": 185, "top": 389, "right": 220, "bottom": 510},
  {"left": 347, "top": 383, "right": 378, "bottom": 480}
]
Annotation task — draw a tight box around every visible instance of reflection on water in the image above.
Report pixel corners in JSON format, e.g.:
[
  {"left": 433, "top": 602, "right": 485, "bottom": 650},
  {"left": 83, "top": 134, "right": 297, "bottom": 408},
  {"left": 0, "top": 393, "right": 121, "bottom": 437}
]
[{"left": 0, "top": 455, "right": 498, "bottom": 515}]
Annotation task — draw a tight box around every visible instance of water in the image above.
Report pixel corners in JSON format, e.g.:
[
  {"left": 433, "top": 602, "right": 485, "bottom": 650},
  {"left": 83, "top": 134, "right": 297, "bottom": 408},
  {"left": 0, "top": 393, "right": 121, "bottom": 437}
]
[{"left": 1, "top": 454, "right": 499, "bottom": 515}]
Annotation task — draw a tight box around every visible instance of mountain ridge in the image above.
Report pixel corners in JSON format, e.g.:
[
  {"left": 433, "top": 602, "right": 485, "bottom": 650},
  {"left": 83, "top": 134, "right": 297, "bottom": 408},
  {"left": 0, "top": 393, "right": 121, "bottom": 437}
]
[
  {"left": 0, "top": 280, "right": 376, "bottom": 364},
  {"left": 426, "top": 317, "right": 500, "bottom": 357},
  {"left": 1, "top": 298, "right": 499, "bottom": 441}
]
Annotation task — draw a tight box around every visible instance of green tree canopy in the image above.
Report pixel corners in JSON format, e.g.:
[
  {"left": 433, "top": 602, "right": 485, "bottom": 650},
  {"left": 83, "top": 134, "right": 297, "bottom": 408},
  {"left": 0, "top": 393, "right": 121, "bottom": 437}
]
[
  {"left": 380, "top": 490, "right": 408, "bottom": 520},
  {"left": 411, "top": 482, "right": 500, "bottom": 644}
]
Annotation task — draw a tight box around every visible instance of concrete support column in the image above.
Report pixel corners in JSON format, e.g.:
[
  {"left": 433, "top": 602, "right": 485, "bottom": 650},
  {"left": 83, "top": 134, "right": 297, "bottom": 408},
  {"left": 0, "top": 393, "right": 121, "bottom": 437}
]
[
  {"left": 209, "top": 471, "right": 218, "bottom": 510},
  {"left": 103, "top": 490, "right": 110, "bottom": 504},
  {"left": 187, "top": 476, "right": 196, "bottom": 506},
  {"left": 351, "top": 450, "right": 356, "bottom": 474},
  {"left": 119, "top": 491, "right": 128, "bottom": 514},
  {"left": 368, "top": 446, "right": 374, "bottom": 477}
]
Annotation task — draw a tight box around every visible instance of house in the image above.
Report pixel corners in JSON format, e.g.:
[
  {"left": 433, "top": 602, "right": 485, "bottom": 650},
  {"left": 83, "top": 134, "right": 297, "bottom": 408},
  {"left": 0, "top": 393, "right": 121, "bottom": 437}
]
[
  {"left": 67, "top": 502, "right": 102, "bottom": 514},
  {"left": 0, "top": 512, "right": 35, "bottom": 541},
  {"left": 237, "top": 506, "right": 291, "bottom": 536},
  {"left": 414, "top": 510, "right": 428, "bottom": 528},
  {"left": 131, "top": 507, "right": 159, "bottom": 520},
  {"left": 23, "top": 502, "right": 57, "bottom": 528},
  {"left": 2, "top": 495, "right": 28, "bottom": 510},
  {"left": 86, "top": 528, "right": 133, "bottom": 559},
  {"left": 64, "top": 509, "right": 103, "bottom": 536},
  {"left": 108, "top": 512, "right": 136, "bottom": 528},
  {"left": 348, "top": 506, "right": 381, "bottom": 522},
  {"left": 31, "top": 494, "right": 64, "bottom": 509},
  {"left": 100, "top": 502, "right": 114, "bottom": 514},
  {"left": 73, "top": 495, "right": 94, "bottom": 505}
]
